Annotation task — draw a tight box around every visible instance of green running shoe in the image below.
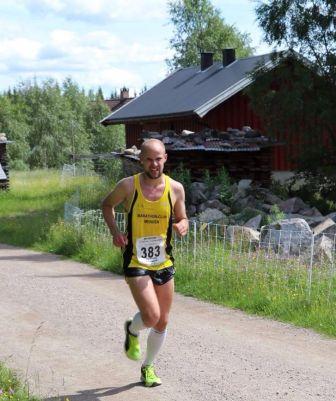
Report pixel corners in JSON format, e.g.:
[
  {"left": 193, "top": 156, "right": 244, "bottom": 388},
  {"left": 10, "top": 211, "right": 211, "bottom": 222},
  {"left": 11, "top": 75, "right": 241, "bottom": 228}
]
[
  {"left": 124, "top": 319, "right": 141, "bottom": 361},
  {"left": 140, "top": 364, "right": 162, "bottom": 387}
]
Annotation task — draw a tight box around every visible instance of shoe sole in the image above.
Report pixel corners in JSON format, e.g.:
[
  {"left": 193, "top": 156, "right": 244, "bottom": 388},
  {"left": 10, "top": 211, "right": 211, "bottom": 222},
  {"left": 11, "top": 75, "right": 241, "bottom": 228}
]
[
  {"left": 124, "top": 320, "right": 141, "bottom": 361},
  {"left": 140, "top": 377, "right": 162, "bottom": 387}
]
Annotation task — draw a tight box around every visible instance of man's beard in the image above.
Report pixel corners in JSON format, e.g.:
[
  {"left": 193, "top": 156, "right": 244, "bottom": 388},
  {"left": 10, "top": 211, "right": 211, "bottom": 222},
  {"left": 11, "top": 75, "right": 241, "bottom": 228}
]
[{"left": 144, "top": 170, "right": 163, "bottom": 179}]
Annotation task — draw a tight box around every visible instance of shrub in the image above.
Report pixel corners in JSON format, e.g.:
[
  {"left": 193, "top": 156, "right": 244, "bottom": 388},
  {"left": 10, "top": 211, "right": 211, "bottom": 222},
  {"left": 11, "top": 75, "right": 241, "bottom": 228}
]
[{"left": 170, "top": 163, "right": 192, "bottom": 203}]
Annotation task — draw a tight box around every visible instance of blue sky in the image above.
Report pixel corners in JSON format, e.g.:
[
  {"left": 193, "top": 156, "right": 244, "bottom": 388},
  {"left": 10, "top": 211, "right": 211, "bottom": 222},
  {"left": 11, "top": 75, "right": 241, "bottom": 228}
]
[{"left": 0, "top": 0, "right": 273, "bottom": 98}]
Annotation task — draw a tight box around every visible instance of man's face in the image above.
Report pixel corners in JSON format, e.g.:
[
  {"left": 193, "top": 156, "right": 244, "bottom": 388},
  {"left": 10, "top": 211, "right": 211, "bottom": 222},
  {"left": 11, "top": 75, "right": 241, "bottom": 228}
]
[{"left": 140, "top": 144, "right": 167, "bottom": 180}]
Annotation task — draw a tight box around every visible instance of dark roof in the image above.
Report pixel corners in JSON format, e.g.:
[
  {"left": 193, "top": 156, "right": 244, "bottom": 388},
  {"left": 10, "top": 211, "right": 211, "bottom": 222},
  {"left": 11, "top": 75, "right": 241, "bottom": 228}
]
[
  {"left": 101, "top": 53, "right": 274, "bottom": 125},
  {"left": 105, "top": 98, "right": 133, "bottom": 112}
]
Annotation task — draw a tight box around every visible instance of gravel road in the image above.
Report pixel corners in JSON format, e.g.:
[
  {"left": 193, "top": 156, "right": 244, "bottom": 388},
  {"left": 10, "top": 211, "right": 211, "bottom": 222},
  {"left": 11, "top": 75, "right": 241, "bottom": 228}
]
[{"left": 0, "top": 243, "right": 336, "bottom": 401}]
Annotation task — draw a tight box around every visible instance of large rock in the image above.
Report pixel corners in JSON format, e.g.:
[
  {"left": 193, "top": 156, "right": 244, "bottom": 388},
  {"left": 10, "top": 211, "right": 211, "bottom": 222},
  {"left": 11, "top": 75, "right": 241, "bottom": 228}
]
[
  {"left": 234, "top": 195, "right": 259, "bottom": 211},
  {"left": 190, "top": 182, "right": 208, "bottom": 204},
  {"left": 226, "top": 225, "right": 260, "bottom": 245},
  {"left": 313, "top": 218, "right": 336, "bottom": 240},
  {"left": 314, "top": 236, "right": 334, "bottom": 263},
  {"left": 264, "top": 192, "right": 283, "bottom": 205},
  {"left": 244, "top": 214, "right": 262, "bottom": 230},
  {"left": 230, "top": 207, "right": 264, "bottom": 226},
  {"left": 238, "top": 179, "right": 252, "bottom": 191},
  {"left": 187, "top": 204, "right": 197, "bottom": 217},
  {"left": 326, "top": 212, "right": 336, "bottom": 223},
  {"left": 300, "top": 207, "right": 323, "bottom": 217},
  {"left": 260, "top": 218, "right": 313, "bottom": 256},
  {"left": 203, "top": 199, "right": 230, "bottom": 213},
  {"left": 209, "top": 185, "right": 222, "bottom": 200},
  {"left": 198, "top": 208, "right": 225, "bottom": 223},
  {"left": 278, "top": 197, "right": 308, "bottom": 214}
]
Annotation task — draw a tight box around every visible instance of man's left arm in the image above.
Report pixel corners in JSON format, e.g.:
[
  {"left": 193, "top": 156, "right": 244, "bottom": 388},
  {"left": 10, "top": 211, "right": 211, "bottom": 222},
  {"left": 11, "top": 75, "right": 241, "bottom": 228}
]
[{"left": 172, "top": 182, "right": 188, "bottom": 237}]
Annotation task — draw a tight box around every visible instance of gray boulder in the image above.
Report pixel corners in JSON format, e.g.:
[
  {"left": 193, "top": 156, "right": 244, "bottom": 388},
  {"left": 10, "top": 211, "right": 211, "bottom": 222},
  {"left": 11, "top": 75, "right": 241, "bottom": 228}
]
[
  {"left": 260, "top": 218, "right": 313, "bottom": 256},
  {"left": 203, "top": 199, "right": 230, "bottom": 213},
  {"left": 300, "top": 207, "right": 323, "bottom": 217},
  {"left": 234, "top": 195, "right": 260, "bottom": 211},
  {"left": 187, "top": 204, "right": 197, "bottom": 217},
  {"left": 198, "top": 208, "right": 225, "bottom": 223},
  {"left": 238, "top": 179, "right": 253, "bottom": 191},
  {"left": 326, "top": 212, "right": 336, "bottom": 223},
  {"left": 226, "top": 225, "right": 260, "bottom": 245},
  {"left": 244, "top": 214, "right": 262, "bottom": 230},
  {"left": 190, "top": 182, "right": 207, "bottom": 204},
  {"left": 278, "top": 197, "right": 309, "bottom": 214},
  {"left": 313, "top": 218, "right": 336, "bottom": 240},
  {"left": 314, "top": 235, "right": 335, "bottom": 263}
]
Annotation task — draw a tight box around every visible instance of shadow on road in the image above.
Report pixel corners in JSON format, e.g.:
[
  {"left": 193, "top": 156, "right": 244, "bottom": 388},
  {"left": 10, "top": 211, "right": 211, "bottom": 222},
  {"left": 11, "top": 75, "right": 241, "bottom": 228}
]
[{"left": 43, "top": 382, "right": 141, "bottom": 401}]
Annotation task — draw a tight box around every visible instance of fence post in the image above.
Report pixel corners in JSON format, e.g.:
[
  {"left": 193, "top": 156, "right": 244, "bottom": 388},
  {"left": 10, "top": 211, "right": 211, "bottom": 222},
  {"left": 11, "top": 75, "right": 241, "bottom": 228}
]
[
  {"left": 307, "top": 233, "right": 314, "bottom": 300},
  {"left": 193, "top": 220, "right": 197, "bottom": 264}
]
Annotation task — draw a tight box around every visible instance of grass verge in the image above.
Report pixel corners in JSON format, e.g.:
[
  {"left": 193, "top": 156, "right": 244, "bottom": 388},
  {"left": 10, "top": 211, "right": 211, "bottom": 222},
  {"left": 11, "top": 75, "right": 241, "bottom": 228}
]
[{"left": 0, "top": 363, "right": 40, "bottom": 401}]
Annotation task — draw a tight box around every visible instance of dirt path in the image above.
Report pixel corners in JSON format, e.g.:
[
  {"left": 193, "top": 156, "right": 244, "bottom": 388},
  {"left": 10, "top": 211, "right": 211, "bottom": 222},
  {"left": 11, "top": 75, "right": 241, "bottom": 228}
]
[{"left": 0, "top": 243, "right": 335, "bottom": 401}]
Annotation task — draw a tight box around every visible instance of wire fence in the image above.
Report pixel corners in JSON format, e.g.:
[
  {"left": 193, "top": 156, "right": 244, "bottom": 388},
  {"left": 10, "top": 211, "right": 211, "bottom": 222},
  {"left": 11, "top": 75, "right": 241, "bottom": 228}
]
[{"left": 61, "top": 163, "right": 336, "bottom": 304}]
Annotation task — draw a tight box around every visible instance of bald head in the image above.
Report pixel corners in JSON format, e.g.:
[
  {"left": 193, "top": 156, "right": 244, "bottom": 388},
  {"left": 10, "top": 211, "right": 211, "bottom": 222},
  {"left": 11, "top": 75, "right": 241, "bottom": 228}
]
[
  {"left": 140, "top": 139, "right": 166, "bottom": 156},
  {"left": 140, "top": 138, "right": 167, "bottom": 180}
]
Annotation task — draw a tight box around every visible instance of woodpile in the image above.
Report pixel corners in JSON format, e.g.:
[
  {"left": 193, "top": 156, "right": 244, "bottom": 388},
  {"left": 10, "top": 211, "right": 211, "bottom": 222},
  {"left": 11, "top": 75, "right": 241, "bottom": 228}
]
[
  {"left": 0, "top": 133, "right": 10, "bottom": 190},
  {"left": 119, "top": 127, "right": 282, "bottom": 186}
]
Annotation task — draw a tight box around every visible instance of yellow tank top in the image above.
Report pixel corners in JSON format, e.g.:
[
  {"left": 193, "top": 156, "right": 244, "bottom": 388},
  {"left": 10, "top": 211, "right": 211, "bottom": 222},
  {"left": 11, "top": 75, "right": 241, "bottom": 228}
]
[{"left": 123, "top": 173, "right": 174, "bottom": 271}]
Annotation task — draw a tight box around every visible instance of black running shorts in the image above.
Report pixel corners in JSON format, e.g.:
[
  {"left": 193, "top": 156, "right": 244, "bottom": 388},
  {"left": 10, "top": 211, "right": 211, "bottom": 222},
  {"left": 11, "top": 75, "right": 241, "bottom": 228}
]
[{"left": 124, "top": 266, "right": 175, "bottom": 286}]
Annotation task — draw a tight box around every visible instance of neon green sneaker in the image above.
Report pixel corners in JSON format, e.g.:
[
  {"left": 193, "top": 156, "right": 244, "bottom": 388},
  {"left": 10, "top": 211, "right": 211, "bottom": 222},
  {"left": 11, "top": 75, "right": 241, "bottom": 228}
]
[
  {"left": 140, "top": 364, "right": 162, "bottom": 387},
  {"left": 124, "top": 319, "right": 141, "bottom": 361}
]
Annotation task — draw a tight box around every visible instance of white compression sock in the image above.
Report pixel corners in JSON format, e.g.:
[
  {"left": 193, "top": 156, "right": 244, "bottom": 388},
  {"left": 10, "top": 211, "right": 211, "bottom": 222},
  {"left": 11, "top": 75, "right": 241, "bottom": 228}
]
[
  {"left": 129, "top": 312, "right": 147, "bottom": 336},
  {"left": 143, "top": 328, "right": 167, "bottom": 366}
]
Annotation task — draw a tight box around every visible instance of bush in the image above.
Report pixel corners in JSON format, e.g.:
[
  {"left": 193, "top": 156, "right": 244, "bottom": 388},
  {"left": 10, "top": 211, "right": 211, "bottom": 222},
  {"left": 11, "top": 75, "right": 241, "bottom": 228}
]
[
  {"left": 266, "top": 204, "right": 285, "bottom": 225},
  {"left": 288, "top": 171, "right": 336, "bottom": 215},
  {"left": 170, "top": 163, "right": 192, "bottom": 203}
]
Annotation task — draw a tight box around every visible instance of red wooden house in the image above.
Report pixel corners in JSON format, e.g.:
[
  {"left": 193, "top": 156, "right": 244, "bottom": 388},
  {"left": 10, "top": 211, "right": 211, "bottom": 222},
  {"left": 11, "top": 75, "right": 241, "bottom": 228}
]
[{"left": 101, "top": 50, "right": 291, "bottom": 174}]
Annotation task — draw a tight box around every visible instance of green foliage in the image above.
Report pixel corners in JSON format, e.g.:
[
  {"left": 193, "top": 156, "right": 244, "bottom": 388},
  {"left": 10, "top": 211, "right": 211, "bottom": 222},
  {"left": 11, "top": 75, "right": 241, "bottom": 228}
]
[
  {"left": 269, "top": 179, "right": 289, "bottom": 200},
  {"left": 288, "top": 171, "right": 336, "bottom": 215},
  {"left": 249, "top": 1, "right": 336, "bottom": 173},
  {"left": 202, "top": 167, "right": 232, "bottom": 205},
  {"left": 43, "top": 222, "right": 123, "bottom": 274},
  {"left": 167, "top": 0, "right": 253, "bottom": 70},
  {"left": 0, "top": 362, "right": 40, "bottom": 401},
  {"left": 0, "top": 78, "right": 125, "bottom": 170},
  {"left": 266, "top": 204, "right": 285, "bottom": 225},
  {"left": 170, "top": 163, "right": 192, "bottom": 202},
  {"left": 216, "top": 166, "right": 232, "bottom": 204}
]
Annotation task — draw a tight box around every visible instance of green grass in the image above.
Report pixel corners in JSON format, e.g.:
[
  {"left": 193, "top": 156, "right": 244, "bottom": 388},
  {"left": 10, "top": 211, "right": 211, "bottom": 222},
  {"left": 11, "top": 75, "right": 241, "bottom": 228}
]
[
  {"left": 0, "top": 170, "right": 107, "bottom": 247},
  {"left": 0, "top": 363, "right": 40, "bottom": 401}
]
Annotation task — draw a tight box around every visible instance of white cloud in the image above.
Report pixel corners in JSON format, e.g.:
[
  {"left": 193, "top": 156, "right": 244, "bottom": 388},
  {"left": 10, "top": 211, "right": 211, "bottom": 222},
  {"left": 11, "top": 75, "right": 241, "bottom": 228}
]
[
  {"left": 0, "top": 37, "right": 41, "bottom": 61},
  {"left": 0, "top": 25, "right": 169, "bottom": 93},
  {"left": 22, "top": 0, "right": 168, "bottom": 22}
]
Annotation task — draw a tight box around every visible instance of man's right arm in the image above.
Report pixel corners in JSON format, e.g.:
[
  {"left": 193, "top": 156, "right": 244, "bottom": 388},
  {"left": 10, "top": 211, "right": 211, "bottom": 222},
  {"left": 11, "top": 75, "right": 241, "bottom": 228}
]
[{"left": 101, "top": 178, "right": 131, "bottom": 247}]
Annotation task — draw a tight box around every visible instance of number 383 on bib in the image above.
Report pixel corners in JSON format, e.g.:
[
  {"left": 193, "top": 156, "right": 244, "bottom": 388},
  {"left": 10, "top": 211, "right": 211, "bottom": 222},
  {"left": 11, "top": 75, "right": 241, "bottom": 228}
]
[{"left": 136, "top": 236, "right": 166, "bottom": 266}]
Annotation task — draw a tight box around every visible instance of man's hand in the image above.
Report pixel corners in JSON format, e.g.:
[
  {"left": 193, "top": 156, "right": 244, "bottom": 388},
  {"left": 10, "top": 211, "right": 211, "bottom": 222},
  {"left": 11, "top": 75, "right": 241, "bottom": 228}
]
[
  {"left": 112, "top": 231, "right": 128, "bottom": 247},
  {"left": 173, "top": 218, "right": 188, "bottom": 237}
]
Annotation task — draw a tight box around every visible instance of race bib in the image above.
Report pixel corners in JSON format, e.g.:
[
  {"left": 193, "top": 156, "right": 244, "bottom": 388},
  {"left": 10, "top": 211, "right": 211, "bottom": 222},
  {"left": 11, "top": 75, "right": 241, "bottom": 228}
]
[{"left": 136, "top": 236, "right": 166, "bottom": 266}]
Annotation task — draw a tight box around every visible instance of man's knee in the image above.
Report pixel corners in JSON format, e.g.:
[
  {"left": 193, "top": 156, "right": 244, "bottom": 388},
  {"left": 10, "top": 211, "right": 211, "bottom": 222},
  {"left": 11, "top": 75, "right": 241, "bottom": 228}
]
[
  {"left": 141, "top": 309, "right": 160, "bottom": 327},
  {"left": 154, "top": 315, "right": 169, "bottom": 332}
]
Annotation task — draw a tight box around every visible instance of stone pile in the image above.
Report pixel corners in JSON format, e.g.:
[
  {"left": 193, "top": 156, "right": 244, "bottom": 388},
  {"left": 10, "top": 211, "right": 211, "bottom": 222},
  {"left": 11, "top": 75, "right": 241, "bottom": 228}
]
[
  {"left": 186, "top": 178, "right": 336, "bottom": 262},
  {"left": 140, "top": 126, "right": 278, "bottom": 151}
]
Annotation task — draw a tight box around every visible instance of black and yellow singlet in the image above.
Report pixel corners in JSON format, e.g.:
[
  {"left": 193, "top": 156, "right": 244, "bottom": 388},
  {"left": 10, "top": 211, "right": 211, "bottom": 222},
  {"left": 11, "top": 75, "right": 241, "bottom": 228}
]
[{"left": 123, "top": 173, "right": 174, "bottom": 271}]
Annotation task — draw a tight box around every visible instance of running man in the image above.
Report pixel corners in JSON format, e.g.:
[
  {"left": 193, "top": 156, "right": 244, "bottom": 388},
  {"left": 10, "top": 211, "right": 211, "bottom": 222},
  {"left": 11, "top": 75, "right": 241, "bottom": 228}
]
[{"left": 102, "top": 139, "right": 188, "bottom": 387}]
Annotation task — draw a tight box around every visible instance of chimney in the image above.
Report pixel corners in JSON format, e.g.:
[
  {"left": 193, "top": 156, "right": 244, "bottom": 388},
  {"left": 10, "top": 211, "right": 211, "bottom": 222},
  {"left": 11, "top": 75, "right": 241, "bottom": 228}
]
[
  {"left": 120, "top": 87, "right": 129, "bottom": 99},
  {"left": 200, "top": 52, "right": 214, "bottom": 71},
  {"left": 222, "top": 48, "right": 236, "bottom": 67}
]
